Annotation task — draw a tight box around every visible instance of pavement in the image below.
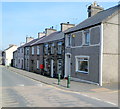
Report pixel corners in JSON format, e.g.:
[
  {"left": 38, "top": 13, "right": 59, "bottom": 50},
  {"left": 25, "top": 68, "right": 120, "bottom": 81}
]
[{"left": 3, "top": 65, "right": 119, "bottom": 106}]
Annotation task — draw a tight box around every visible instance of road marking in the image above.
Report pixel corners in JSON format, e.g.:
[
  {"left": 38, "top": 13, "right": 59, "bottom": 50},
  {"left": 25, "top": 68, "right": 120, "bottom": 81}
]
[
  {"left": 18, "top": 84, "right": 24, "bottom": 86},
  {"left": 47, "top": 85, "right": 118, "bottom": 106},
  {"left": 8, "top": 68, "right": 118, "bottom": 106},
  {"left": 36, "top": 84, "right": 43, "bottom": 87}
]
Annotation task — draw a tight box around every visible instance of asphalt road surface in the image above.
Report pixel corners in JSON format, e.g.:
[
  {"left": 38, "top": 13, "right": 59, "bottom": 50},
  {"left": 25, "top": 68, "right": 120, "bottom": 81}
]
[{"left": 0, "top": 66, "right": 117, "bottom": 107}]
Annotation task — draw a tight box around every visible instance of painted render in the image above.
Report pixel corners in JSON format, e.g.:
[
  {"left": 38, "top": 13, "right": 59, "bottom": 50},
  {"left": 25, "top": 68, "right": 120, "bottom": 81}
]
[
  {"left": 2, "top": 45, "right": 18, "bottom": 66},
  {"left": 65, "top": 25, "right": 101, "bottom": 84},
  {"left": 102, "top": 12, "right": 119, "bottom": 83}
]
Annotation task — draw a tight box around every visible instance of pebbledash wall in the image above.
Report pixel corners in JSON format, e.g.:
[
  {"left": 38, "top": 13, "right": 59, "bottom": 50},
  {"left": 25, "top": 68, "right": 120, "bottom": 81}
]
[{"left": 102, "top": 13, "right": 119, "bottom": 84}]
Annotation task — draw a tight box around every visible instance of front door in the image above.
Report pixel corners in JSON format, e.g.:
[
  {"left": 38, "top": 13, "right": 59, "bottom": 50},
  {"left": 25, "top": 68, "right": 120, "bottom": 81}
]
[
  {"left": 51, "top": 59, "right": 54, "bottom": 77},
  {"left": 65, "top": 54, "right": 71, "bottom": 77}
]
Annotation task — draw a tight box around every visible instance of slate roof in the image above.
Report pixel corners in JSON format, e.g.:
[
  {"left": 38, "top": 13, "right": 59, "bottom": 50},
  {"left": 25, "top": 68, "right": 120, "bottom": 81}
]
[
  {"left": 65, "top": 4, "right": 120, "bottom": 34},
  {"left": 18, "top": 38, "right": 40, "bottom": 49},
  {"left": 32, "top": 31, "right": 64, "bottom": 45}
]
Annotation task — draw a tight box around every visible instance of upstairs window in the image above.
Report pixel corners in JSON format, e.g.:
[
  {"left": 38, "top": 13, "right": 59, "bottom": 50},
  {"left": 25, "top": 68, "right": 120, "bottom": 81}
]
[
  {"left": 57, "top": 42, "right": 62, "bottom": 54},
  {"left": 83, "top": 30, "right": 90, "bottom": 46},
  {"left": 66, "top": 34, "right": 72, "bottom": 47},
  {"left": 44, "top": 44, "right": 48, "bottom": 55},
  {"left": 21, "top": 48, "right": 23, "bottom": 53},
  {"left": 51, "top": 43, "right": 55, "bottom": 54},
  {"left": 25, "top": 47, "right": 29, "bottom": 55},
  {"left": 32, "top": 47, "right": 34, "bottom": 55},
  {"left": 37, "top": 46, "right": 40, "bottom": 55}
]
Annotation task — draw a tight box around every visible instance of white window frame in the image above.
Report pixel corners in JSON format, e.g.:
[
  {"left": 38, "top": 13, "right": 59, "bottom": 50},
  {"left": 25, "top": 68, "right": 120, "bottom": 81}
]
[
  {"left": 44, "top": 44, "right": 48, "bottom": 55},
  {"left": 44, "top": 58, "right": 48, "bottom": 71},
  {"left": 57, "top": 59, "right": 62, "bottom": 74},
  {"left": 32, "top": 47, "right": 34, "bottom": 55},
  {"left": 37, "top": 46, "right": 40, "bottom": 55},
  {"left": 51, "top": 43, "right": 54, "bottom": 54},
  {"left": 82, "top": 30, "right": 90, "bottom": 46},
  {"left": 75, "top": 56, "right": 89, "bottom": 74},
  {"left": 37, "top": 60, "right": 39, "bottom": 69},
  {"left": 57, "top": 42, "right": 62, "bottom": 54},
  {"left": 66, "top": 34, "right": 72, "bottom": 47}
]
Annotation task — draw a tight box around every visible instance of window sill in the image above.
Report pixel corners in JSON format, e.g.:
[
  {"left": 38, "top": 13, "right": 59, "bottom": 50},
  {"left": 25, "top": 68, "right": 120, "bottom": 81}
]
[
  {"left": 82, "top": 44, "right": 89, "bottom": 46},
  {"left": 76, "top": 70, "right": 89, "bottom": 74}
]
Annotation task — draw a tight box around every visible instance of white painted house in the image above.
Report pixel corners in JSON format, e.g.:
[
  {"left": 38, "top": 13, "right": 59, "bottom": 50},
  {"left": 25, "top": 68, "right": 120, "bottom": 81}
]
[{"left": 2, "top": 44, "right": 18, "bottom": 66}]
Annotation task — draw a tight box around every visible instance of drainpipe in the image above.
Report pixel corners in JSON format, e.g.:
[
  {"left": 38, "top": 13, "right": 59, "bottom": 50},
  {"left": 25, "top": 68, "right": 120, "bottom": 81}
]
[{"left": 99, "top": 23, "right": 103, "bottom": 86}]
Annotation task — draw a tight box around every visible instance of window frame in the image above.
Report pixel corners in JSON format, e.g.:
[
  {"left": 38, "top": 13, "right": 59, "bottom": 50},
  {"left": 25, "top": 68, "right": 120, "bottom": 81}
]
[
  {"left": 75, "top": 56, "right": 89, "bottom": 74},
  {"left": 51, "top": 43, "right": 55, "bottom": 54},
  {"left": 57, "top": 42, "right": 62, "bottom": 54},
  {"left": 44, "top": 44, "right": 48, "bottom": 55},
  {"left": 37, "top": 60, "right": 39, "bottom": 69},
  {"left": 66, "top": 34, "right": 72, "bottom": 47},
  {"left": 83, "top": 30, "right": 90, "bottom": 46},
  {"left": 32, "top": 46, "right": 34, "bottom": 55},
  {"left": 37, "top": 46, "right": 40, "bottom": 55}
]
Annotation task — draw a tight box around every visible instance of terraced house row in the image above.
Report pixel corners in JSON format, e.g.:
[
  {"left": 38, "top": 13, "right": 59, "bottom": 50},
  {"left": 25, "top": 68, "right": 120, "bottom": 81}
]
[{"left": 12, "top": 2, "right": 120, "bottom": 86}]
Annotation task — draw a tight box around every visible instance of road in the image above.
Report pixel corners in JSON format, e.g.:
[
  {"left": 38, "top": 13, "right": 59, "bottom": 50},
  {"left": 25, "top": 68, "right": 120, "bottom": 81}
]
[{"left": 0, "top": 66, "right": 117, "bottom": 107}]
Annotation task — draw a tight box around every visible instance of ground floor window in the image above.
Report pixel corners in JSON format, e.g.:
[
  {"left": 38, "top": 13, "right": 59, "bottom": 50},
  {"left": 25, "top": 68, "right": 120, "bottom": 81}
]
[
  {"left": 37, "top": 60, "right": 39, "bottom": 69},
  {"left": 44, "top": 58, "right": 48, "bottom": 72},
  {"left": 75, "top": 56, "right": 89, "bottom": 74},
  {"left": 57, "top": 59, "right": 63, "bottom": 74}
]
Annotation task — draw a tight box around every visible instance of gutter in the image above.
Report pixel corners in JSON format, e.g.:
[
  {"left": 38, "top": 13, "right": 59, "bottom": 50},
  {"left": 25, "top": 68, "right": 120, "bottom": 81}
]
[{"left": 65, "top": 23, "right": 101, "bottom": 34}]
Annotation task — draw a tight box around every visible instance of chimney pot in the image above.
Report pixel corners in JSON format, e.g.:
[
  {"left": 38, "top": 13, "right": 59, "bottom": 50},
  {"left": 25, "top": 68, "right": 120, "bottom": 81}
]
[
  {"left": 61, "top": 23, "right": 75, "bottom": 32},
  {"left": 88, "top": 2, "right": 104, "bottom": 17}
]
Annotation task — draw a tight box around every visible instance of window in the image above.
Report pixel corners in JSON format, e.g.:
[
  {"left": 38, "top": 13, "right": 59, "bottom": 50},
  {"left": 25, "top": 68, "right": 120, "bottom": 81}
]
[
  {"left": 57, "top": 59, "right": 62, "bottom": 74},
  {"left": 57, "top": 42, "right": 62, "bottom": 54},
  {"left": 37, "top": 46, "right": 40, "bottom": 55},
  {"left": 27, "top": 59, "right": 29, "bottom": 67},
  {"left": 83, "top": 30, "right": 90, "bottom": 45},
  {"left": 44, "top": 58, "right": 48, "bottom": 71},
  {"left": 19, "top": 59, "right": 20, "bottom": 63},
  {"left": 32, "top": 47, "right": 34, "bottom": 55},
  {"left": 37, "top": 60, "right": 39, "bottom": 69},
  {"left": 51, "top": 43, "right": 54, "bottom": 54},
  {"left": 21, "top": 48, "right": 23, "bottom": 53},
  {"left": 66, "top": 35, "right": 72, "bottom": 47},
  {"left": 44, "top": 44, "right": 48, "bottom": 55},
  {"left": 26, "top": 47, "right": 29, "bottom": 55},
  {"left": 76, "top": 56, "right": 89, "bottom": 74}
]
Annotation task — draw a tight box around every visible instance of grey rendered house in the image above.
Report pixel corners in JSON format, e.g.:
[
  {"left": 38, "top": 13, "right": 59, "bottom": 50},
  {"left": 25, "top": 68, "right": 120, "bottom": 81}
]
[
  {"left": 29, "top": 32, "right": 46, "bottom": 73},
  {"left": 42, "top": 23, "right": 74, "bottom": 78},
  {"left": 24, "top": 38, "right": 39, "bottom": 71},
  {"left": 30, "top": 23, "right": 74, "bottom": 78},
  {"left": 29, "top": 28, "right": 58, "bottom": 75},
  {"left": 65, "top": 3, "right": 119, "bottom": 86},
  {"left": 17, "top": 47, "right": 24, "bottom": 69},
  {"left": 13, "top": 50, "right": 18, "bottom": 68},
  {"left": 17, "top": 37, "right": 34, "bottom": 70}
]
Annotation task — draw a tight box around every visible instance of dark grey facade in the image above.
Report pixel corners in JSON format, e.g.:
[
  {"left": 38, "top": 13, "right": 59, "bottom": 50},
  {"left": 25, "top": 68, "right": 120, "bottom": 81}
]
[
  {"left": 65, "top": 25, "right": 101, "bottom": 84},
  {"left": 65, "top": 3, "right": 120, "bottom": 85}
]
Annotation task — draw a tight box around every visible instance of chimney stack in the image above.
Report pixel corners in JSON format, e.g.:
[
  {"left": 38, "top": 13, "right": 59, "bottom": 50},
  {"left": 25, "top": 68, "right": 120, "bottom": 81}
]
[
  {"left": 45, "top": 27, "right": 57, "bottom": 36},
  {"left": 61, "top": 22, "right": 75, "bottom": 32},
  {"left": 88, "top": 1, "right": 104, "bottom": 17},
  {"left": 38, "top": 32, "right": 45, "bottom": 38},
  {"left": 26, "top": 37, "right": 34, "bottom": 43}
]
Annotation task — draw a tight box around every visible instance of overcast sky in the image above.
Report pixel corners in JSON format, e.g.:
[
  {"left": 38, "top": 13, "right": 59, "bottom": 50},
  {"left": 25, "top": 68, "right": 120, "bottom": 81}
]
[{"left": 1, "top": 2, "right": 118, "bottom": 50}]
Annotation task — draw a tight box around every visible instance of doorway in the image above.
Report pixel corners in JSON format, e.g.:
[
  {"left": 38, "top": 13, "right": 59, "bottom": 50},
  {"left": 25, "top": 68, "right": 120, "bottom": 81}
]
[
  {"left": 51, "top": 59, "right": 54, "bottom": 78},
  {"left": 65, "top": 53, "right": 71, "bottom": 78}
]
